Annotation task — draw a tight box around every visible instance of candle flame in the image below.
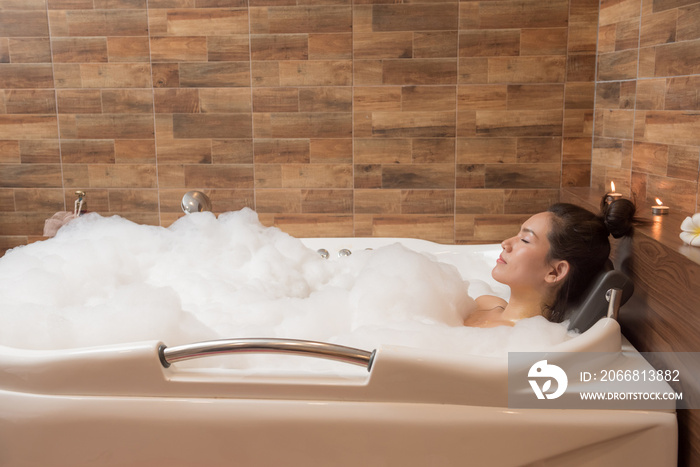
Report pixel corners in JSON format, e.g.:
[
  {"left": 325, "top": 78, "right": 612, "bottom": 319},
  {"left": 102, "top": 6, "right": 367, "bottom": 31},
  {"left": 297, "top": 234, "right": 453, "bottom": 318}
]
[
  {"left": 655, "top": 198, "right": 663, "bottom": 206},
  {"left": 610, "top": 181, "right": 616, "bottom": 192}
]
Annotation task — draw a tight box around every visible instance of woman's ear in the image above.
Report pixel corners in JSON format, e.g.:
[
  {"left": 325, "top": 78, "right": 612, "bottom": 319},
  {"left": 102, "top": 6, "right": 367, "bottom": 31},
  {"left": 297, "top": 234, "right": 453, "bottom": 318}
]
[{"left": 545, "top": 260, "right": 570, "bottom": 286}]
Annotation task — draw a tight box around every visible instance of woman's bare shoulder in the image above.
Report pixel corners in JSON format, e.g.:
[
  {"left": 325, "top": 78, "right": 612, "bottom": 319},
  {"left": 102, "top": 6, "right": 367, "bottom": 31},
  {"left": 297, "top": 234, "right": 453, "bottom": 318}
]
[{"left": 474, "top": 295, "right": 507, "bottom": 310}]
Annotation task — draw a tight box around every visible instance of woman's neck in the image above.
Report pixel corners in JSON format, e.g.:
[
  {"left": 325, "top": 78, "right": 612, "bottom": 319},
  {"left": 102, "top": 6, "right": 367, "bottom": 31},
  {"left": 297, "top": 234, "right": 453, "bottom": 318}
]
[{"left": 501, "top": 288, "right": 549, "bottom": 321}]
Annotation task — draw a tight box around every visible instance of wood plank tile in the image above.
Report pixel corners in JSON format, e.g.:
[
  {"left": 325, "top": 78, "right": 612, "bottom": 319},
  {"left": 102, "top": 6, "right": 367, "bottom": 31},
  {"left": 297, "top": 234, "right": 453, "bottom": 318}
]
[
  {"left": 254, "top": 138, "right": 310, "bottom": 163},
  {"left": 507, "top": 84, "right": 564, "bottom": 110},
  {"left": 152, "top": 63, "right": 180, "bottom": 88},
  {"left": 522, "top": 28, "right": 568, "bottom": 55},
  {"left": 212, "top": 139, "right": 254, "bottom": 164},
  {"left": 565, "top": 82, "right": 596, "bottom": 109},
  {"left": 457, "top": 85, "right": 507, "bottom": 110},
  {"left": 301, "top": 189, "right": 353, "bottom": 213},
  {"left": 173, "top": 114, "right": 251, "bottom": 139},
  {"left": 3, "top": 90, "right": 56, "bottom": 114},
  {"left": 456, "top": 163, "right": 485, "bottom": 188},
  {"left": 665, "top": 76, "right": 700, "bottom": 110},
  {"left": 309, "top": 139, "right": 352, "bottom": 163},
  {"left": 485, "top": 163, "right": 561, "bottom": 188},
  {"left": 252, "top": 6, "right": 351, "bottom": 34},
  {"left": 179, "top": 62, "right": 250, "bottom": 87},
  {"left": 79, "top": 64, "right": 152, "bottom": 88},
  {"left": 254, "top": 112, "right": 351, "bottom": 138},
  {"left": 101, "top": 89, "right": 153, "bottom": 114},
  {"left": 354, "top": 214, "right": 453, "bottom": 243},
  {"left": 456, "top": 189, "right": 503, "bottom": 214},
  {"left": 163, "top": 8, "right": 249, "bottom": 36},
  {"left": 0, "top": 115, "right": 58, "bottom": 140},
  {"left": 255, "top": 188, "right": 302, "bottom": 213},
  {"left": 516, "top": 137, "right": 562, "bottom": 163},
  {"left": 0, "top": 164, "right": 62, "bottom": 188},
  {"left": 381, "top": 164, "right": 454, "bottom": 189},
  {"left": 108, "top": 189, "right": 158, "bottom": 213},
  {"left": 279, "top": 60, "right": 352, "bottom": 86},
  {"left": 414, "top": 31, "right": 458, "bottom": 58},
  {"left": 488, "top": 57, "right": 566, "bottom": 83},
  {"left": 115, "top": 139, "right": 156, "bottom": 164},
  {"left": 597, "top": 50, "right": 638, "bottom": 80},
  {"left": 156, "top": 138, "right": 212, "bottom": 164},
  {"left": 51, "top": 38, "right": 108, "bottom": 63},
  {"left": 371, "top": 4, "right": 458, "bottom": 32},
  {"left": 412, "top": 138, "right": 455, "bottom": 163},
  {"left": 456, "top": 137, "right": 517, "bottom": 164},
  {"left": 640, "top": 8, "right": 677, "bottom": 47},
  {"left": 74, "top": 114, "right": 154, "bottom": 139},
  {"left": 0, "top": 141, "right": 20, "bottom": 163},
  {"left": 0, "top": 64, "right": 53, "bottom": 88},
  {"left": 562, "top": 163, "right": 592, "bottom": 186},
  {"left": 567, "top": 54, "right": 597, "bottom": 82},
  {"left": 567, "top": 22, "right": 598, "bottom": 54},
  {"left": 7, "top": 38, "right": 51, "bottom": 63},
  {"left": 353, "top": 32, "right": 412, "bottom": 59},
  {"left": 61, "top": 140, "right": 115, "bottom": 164},
  {"left": 309, "top": 33, "right": 352, "bottom": 60},
  {"left": 615, "top": 17, "right": 641, "bottom": 51},
  {"left": 252, "top": 88, "right": 299, "bottom": 112},
  {"left": 503, "top": 188, "right": 559, "bottom": 214},
  {"left": 353, "top": 86, "right": 401, "bottom": 111},
  {"left": 654, "top": 39, "right": 700, "bottom": 76},
  {"left": 382, "top": 59, "right": 457, "bottom": 85},
  {"left": 677, "top": 4, "right": 700, "bottom": 41},
  {"left": 299, "top": 87, "right": 352, "bottom": 112},
  {"left": 13, "top": 188, "right": 64, "bottom": 211},
  {"left": 371, "top": 111, "right": 455, "bottom": 138},
  {"left": 207, "top": 35, "right": 250, "bottom": 61},
  {"left": 599, "top": 0, "right": 641, "bottom": 26},
  {"left": 400, "top": 189, "right": 453, "bottom": 214},
  {"left": 61, "top": 10, "right": 148, "bottom": 36},
  {"left": 184, "top": 164, "right": 254, "bottom": 188},
  {"left": 401, "top": 86, "right": 456, "bottom": 112},
  {"left": 479, "top": 0, "right": 569, "bottom": 28},
  {"left": 0, "top": 11, "right": 49, "bottom": 36},
  {"left": 154, "top": 88, "right": 200, "bottom": 113},
  {"left": 666, "top": 145, "right": 700, "bottom": 180},
  {"left": 107, "top": 37, "right": 150, "bottom": 62},
  {"left": 563, "top": 137, "right": 593, "bottom": 163},
  {"left": 199, "top": 88, "right": 252, "bottom": 113},
  {"left": 354, "top": 138, "right": 411, "bottom": 164},
  {"left": 476, "top": 110, "right": 563, "bottom": 137},
  {"left": 643, "top": 111, "right": 700, "bottom": 146},
  {"left": 87, "top": 164, "right": 157, "bottom": 188},
  {"left": 150, "top": 36, "right": 208, "bottom": 62},
  {"left": 459, "top": 30, "right": 520, "bottom": 57},
  {"left": 632, "top": 141, "right": 669, "bottom": 175},
  {"left": 251, "top": 34, "right": 308, "bottom": 60},
  {"left": 20, "top": 140, "right": 60, "bottom": 164},
  {"left": 354, "top": 189, "right": 401, "bottom": 214}
]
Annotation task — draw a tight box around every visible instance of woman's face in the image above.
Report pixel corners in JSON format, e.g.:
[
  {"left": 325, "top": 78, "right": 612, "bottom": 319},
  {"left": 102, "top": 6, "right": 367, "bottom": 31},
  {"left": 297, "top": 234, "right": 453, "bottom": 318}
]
[{"left": 492, "top": 212, "right": 556, "bottom": 290}]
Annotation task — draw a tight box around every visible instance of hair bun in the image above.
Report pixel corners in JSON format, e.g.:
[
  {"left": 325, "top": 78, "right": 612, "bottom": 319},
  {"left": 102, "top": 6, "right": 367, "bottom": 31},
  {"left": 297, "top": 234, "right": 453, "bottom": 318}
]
[{"left": 601, "top": 198, "right": 636, "bottom": 239}]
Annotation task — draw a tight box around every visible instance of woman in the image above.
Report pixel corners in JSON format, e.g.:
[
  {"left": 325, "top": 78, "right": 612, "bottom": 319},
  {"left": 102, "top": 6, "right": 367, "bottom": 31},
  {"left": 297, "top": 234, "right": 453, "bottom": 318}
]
[{"left": 464, "top": 196, "right": 639, "bottom": 328}]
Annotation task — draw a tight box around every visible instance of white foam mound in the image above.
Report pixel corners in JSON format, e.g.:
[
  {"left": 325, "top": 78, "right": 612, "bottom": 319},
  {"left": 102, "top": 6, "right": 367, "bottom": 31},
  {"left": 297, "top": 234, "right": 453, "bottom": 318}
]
[{"left": 0, "top": 209, "right": 575, "bottom": 369}]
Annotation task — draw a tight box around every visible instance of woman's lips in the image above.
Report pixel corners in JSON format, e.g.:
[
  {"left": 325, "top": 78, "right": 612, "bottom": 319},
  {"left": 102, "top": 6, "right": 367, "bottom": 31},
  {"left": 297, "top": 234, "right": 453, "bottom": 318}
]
[{"left": 497, "top": 255, "right": 506, "bottom": 264}]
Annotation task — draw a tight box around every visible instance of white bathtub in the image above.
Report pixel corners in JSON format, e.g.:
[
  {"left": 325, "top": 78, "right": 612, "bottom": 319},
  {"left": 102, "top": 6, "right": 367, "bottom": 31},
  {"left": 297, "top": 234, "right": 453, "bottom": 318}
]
[{"left": 0, "top": 238, "right": 677, "bottom": 467}]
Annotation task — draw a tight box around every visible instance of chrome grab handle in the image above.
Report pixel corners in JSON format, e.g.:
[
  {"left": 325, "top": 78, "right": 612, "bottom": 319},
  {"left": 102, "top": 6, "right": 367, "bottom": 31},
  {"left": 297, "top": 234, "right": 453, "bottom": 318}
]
[{"left": 159, "top": 338, "right": 376, "bottom": 372}]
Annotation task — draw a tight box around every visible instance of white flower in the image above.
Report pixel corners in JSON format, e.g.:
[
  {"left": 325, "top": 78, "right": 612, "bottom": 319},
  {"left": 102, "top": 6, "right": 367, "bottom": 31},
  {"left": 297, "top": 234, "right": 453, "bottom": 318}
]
[{"left": 680, "top": 213, "right": 700, "bottom": 246}]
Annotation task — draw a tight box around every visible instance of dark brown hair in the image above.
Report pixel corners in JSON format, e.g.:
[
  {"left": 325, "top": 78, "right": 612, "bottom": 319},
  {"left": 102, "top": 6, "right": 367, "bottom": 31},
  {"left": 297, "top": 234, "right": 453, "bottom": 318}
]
[{"left": 544, "top": 196, "right": 639, "bottom": 323}]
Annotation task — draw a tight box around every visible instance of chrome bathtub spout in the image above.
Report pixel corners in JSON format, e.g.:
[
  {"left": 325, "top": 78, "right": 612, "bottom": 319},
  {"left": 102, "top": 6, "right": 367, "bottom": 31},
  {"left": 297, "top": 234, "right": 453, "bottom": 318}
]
[{"left": 181, "top": 191, "right": 212, "bottom": 214}]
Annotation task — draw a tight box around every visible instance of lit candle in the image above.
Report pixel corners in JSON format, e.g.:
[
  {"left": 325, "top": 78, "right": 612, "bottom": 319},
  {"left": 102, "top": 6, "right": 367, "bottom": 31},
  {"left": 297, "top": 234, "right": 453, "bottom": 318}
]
[
  {"left": 605, "top": 181, "right": 622, "bottom": 204},
  {"left": 651, "top": 198, "right": 669, "bottom": 215}
]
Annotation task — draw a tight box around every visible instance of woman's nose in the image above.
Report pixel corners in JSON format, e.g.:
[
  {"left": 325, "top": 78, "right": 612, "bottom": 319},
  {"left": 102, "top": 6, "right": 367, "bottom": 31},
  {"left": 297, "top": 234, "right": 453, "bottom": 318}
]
[{"left": 501, "top": 236, "right": 515, "bottom": 251}]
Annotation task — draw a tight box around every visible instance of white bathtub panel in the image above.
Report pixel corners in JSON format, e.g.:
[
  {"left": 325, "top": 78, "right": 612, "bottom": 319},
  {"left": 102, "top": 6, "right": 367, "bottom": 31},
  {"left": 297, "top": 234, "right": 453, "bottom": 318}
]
[{"left": 0, "top": 390, "right": 677, "bottom": 467}]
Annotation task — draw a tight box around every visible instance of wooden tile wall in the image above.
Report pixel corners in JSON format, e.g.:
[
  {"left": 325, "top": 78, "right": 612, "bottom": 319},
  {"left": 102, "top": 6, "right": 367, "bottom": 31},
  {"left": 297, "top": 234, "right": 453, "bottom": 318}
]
[
  {"left": 0, "top": 0, "right": 617, "bottom": 252},
  {"left": 593, "top": 0, "right": 700, "bottom": 214}
]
